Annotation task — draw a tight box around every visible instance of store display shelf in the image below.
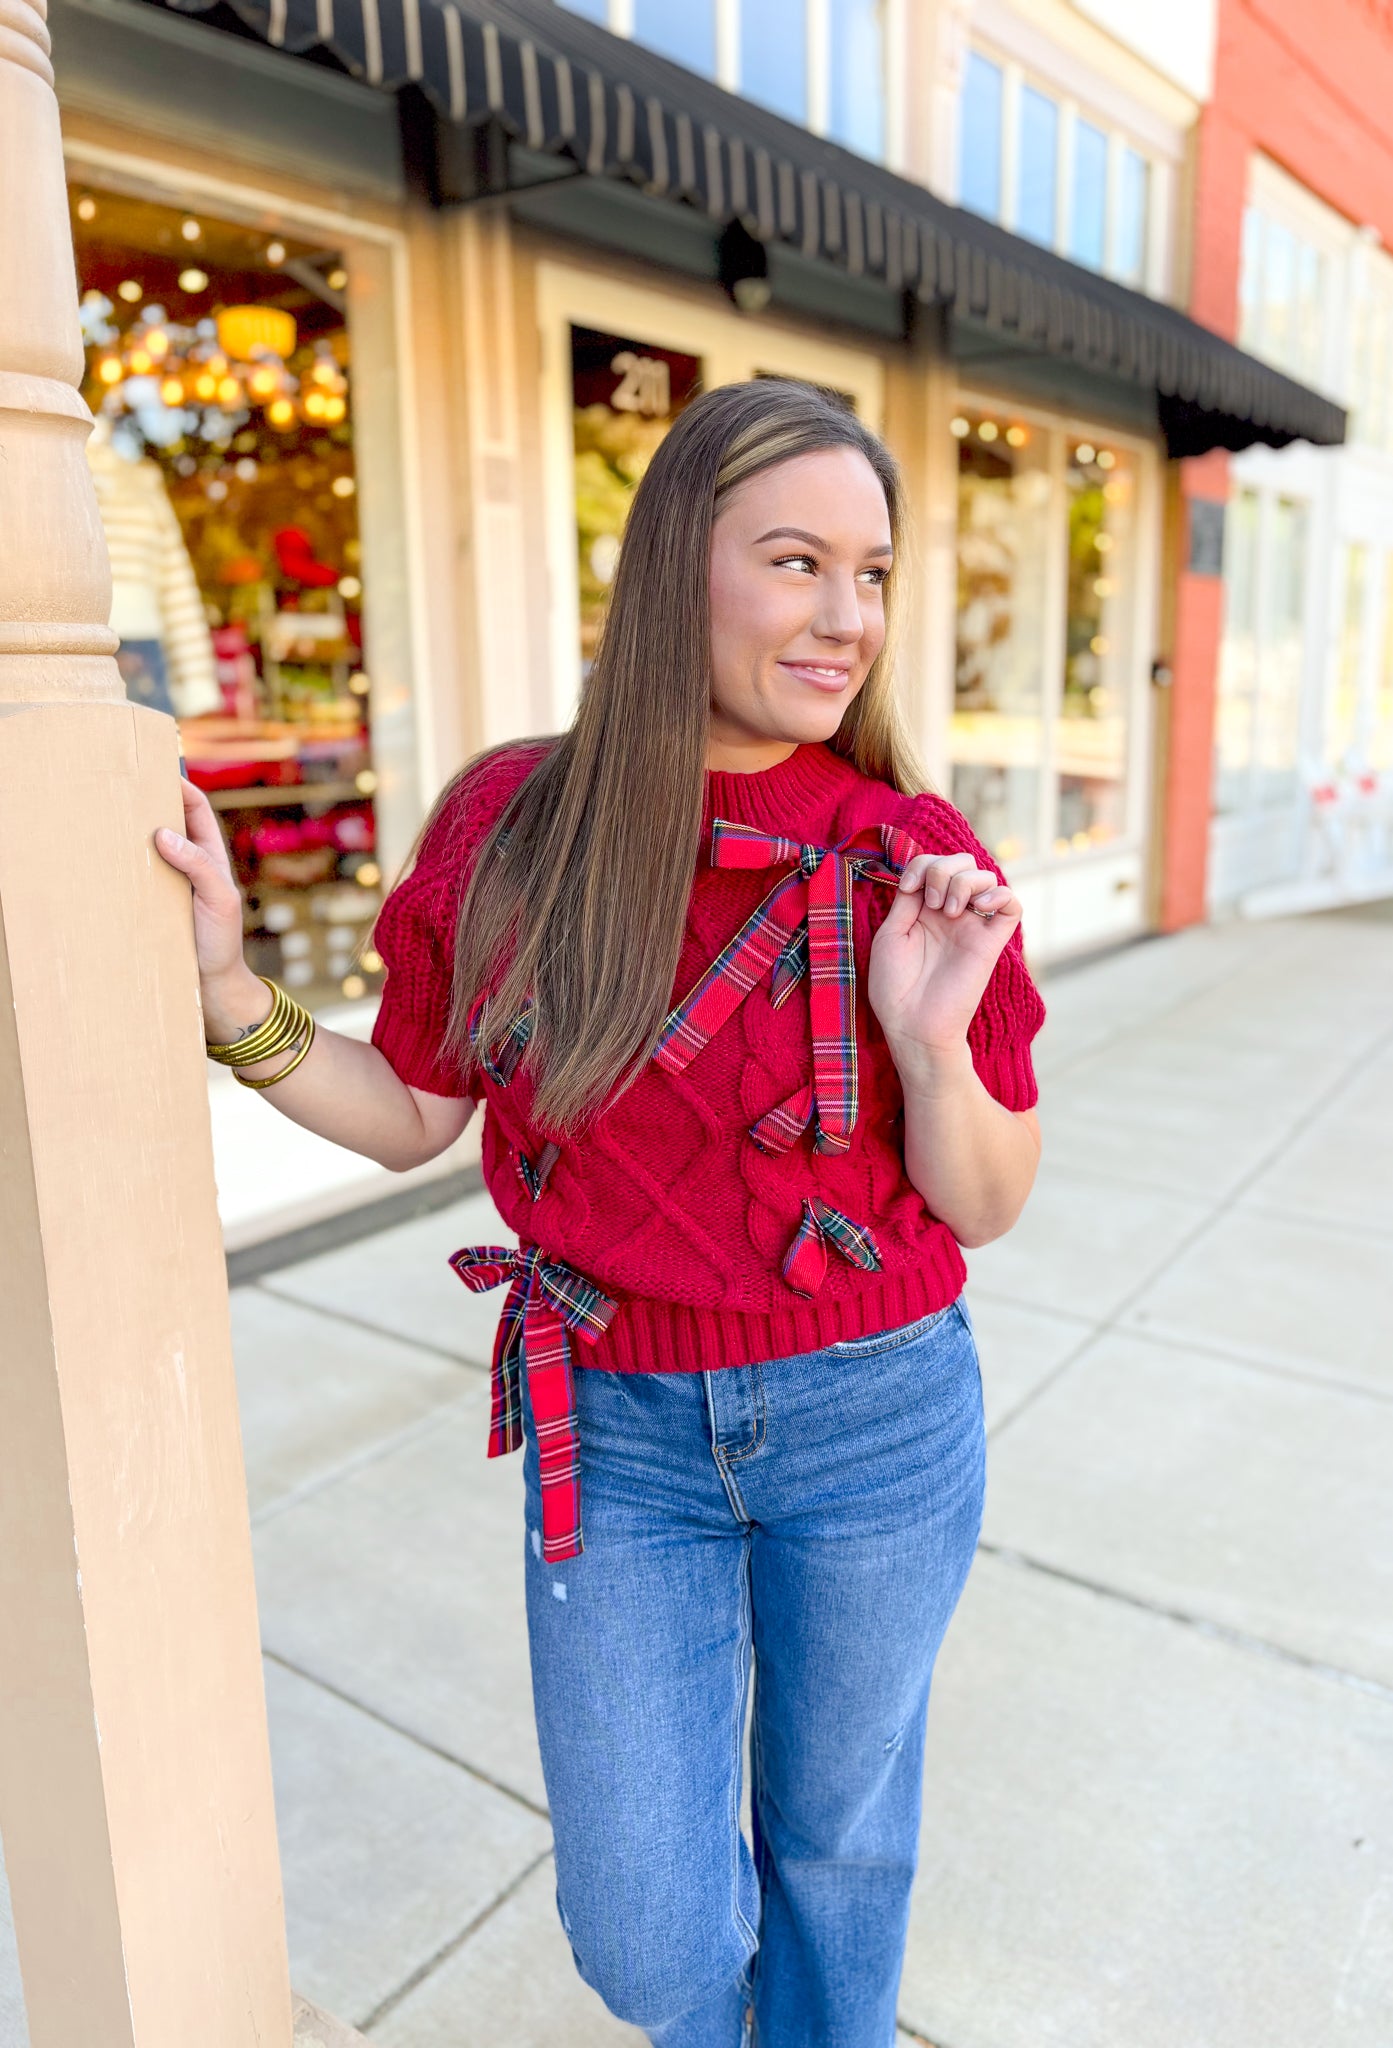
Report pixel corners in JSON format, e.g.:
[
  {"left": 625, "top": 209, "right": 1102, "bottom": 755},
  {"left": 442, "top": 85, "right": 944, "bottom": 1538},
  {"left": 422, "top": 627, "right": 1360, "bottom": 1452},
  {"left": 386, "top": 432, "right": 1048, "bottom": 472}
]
[{"left": 204, "top": 780, "right": 365, "bottom": 812}]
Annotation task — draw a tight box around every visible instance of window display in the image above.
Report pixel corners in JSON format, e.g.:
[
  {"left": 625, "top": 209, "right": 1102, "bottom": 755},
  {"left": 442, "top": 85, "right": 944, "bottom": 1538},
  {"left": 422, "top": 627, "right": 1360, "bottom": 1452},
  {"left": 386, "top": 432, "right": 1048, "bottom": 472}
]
[
  {"left": 571, "top": 326, "right": 702, "bottom": 665},
  {"left": 952, "top": 408, "right": 1138, "bottom": 868},
  {"left": 72, "top": 186, "right": 381, "bottom": 1011}
]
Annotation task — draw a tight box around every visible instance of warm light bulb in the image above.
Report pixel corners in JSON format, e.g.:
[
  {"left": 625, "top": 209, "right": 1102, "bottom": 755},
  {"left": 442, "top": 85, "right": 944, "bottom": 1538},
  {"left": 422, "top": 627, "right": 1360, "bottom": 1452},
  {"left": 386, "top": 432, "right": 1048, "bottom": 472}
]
[
  {"left": 1075, "top": 443, "right": 1096, "bottom": 465},
  {"left": 311, "top": 360, "right": 336, "bottom": 386},
  {"left": 355, "top": 862, "right": 381, "bottom": 889},
  {"left": 354, "top": 768, "right": 377, "bottom": 794},
  {"left": 348, "top": 671, "right": 370, "bottom": 695},
  {"left": 76, "top": 195, "right": 97, "bottom": 221},
  {"left": 1097, "top": 449, "right": 1116, "bottom": 470},
  {"left": 146, "top": 329, "right": 170, "bottom": 358},
  {"left": 117, "top": 279, "right": 143, "bottom": 303},
  {"left": 249, "top": 368, "right": 278, "bottom": 398},
  {"left": 160, "top": 376, "right": 185, "bottom": 405},
  {"left": 1005, "top": 424, "right": 1028, "bottom": 447},
  {"left": 194, "top": 373, "right": 218, "bottom": 400},
  {"left": 181, "top": 217, "right": 202, "bottom": 242},
  {"left": 178, "top": 268, "right": 209, "bottom": 293},
  {"left": 323, "top": 396, "right": 346, "bottom": 423},
  {"left": 327, "top": 267, "right": 348, "bottom": 290},
  {"left": 266, "top": 241, "right": 286, "bottom": 265},
  {"left": 302, "top": 391, "right": 327, "bottom": 419},
  {"left": 331, "top": 475, "right": 356, "bottom": 498},
  {"left": 217, "top": 376, "right": 241, "bottom": 406},
  {"left": 268, "top": 397, "right": 296, "bottom": 428},
  {"left": 97, "top": 356, "right": 124, "bottom": 385},
  {"left": 341, "top": 974, "right": 367, "bottom": 1000},
  {"left": 949, "top": 416, "right": 970, "bottom": 438},
  {"left": 361, "top": 950, "right": 383, "bottom": 974},
  {"left": 128, "top": 349, "right": 154, "bottom": 375},
  {"left": 978, "top": 420, "right": 999, "bottom": 442},
  {"left": 338, "top": 575, "right": 362, "bottom": 600}
]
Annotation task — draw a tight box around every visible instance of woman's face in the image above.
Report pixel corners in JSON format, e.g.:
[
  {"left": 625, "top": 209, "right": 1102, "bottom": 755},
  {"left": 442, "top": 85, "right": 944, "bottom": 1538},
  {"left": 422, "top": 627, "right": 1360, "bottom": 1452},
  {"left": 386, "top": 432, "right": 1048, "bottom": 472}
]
[{"left": 707, "top": 444, "right": 893, "bottom": 764}]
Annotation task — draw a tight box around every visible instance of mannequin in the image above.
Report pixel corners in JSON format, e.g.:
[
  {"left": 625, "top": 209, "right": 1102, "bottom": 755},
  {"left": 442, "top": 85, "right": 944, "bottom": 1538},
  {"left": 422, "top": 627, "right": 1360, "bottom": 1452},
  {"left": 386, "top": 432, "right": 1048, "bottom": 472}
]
[{"left": 86, "top": 414, "right": 221, "bottom": 718}]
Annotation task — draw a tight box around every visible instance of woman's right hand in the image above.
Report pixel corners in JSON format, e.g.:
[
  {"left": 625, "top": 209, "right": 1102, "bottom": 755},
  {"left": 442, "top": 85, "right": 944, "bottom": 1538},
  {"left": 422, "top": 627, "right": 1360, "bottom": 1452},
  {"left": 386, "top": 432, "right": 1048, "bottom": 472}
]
[{"left": 155, "top": 780, "right": 266, "bottom": 1037}]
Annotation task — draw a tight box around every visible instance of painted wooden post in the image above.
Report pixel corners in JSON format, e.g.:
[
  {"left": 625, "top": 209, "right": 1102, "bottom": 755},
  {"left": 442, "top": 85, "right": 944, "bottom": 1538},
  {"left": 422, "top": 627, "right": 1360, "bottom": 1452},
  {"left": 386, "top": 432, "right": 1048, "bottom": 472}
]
[{"left": 0, "top": 4, "right": 296, "bottom": 2042}]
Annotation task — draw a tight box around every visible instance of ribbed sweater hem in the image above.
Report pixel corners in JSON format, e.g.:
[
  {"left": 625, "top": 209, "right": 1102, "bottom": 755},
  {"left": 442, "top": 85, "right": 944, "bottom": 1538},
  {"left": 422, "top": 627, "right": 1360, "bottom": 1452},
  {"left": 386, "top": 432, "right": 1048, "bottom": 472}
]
[{"left": 589, "top": 1229, "right": 968, "bottom": 1375}]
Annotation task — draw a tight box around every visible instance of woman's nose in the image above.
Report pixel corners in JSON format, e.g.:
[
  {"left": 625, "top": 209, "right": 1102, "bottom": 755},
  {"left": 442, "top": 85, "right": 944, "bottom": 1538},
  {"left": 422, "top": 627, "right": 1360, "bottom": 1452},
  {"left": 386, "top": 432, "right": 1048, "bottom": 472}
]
[{"left": 814, "top": 572, "right": 864, "bottom": 642}]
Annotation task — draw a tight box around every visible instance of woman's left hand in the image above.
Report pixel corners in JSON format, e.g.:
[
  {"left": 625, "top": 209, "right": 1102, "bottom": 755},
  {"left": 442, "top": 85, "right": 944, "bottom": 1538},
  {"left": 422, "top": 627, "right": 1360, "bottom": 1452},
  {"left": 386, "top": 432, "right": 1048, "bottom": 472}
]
[{"left": 867, "top": 852, "right": 1022, "bottom": 1071}]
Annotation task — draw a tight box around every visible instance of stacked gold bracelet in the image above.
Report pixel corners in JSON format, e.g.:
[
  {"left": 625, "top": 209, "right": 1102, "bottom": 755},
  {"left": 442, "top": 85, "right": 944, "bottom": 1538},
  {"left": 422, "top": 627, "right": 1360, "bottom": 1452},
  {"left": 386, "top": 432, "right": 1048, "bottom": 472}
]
[{"left": 206, "top": 977, "right": 317, "bottom": 1091}]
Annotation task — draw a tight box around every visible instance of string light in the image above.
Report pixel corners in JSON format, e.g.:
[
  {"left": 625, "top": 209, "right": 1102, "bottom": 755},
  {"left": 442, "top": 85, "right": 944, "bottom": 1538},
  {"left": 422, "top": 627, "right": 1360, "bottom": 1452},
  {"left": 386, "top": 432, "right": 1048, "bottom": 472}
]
[
  {"left": 178, "top": 268, "right": 209, "bottom": 293},
  {"left": 949, "top": 416, "right": 970, "bottom": 438},
  {"left": 327, "top": 268, "right": 348, "bottom": 290},
  {"left": 266, "top": 241, "right": 286, "bottom": 265},
  {"left": 117, "top": 279, "right": 143, "bottom": 303},
  {"left": 341, "top": 975, "right": 367, "bottom": 1000},
  {"left": 978, "top": 420, "right": 999, "bottom": 442},
  {"left": 1006, "top": 424, "right": 1028, "bottom": 447},
  {"left": 331, "top": 475, "right": 356, "bottom": 498},
  {"left": 181, "top": 217, "right": 202, "bottom": 242},
  {"left": 355, "top": 862, "right": 381, "bottom": 889},
  {"left": 76, "top": 194, "right": 97, "bottom": 221},
  {"left": 354, "top": 768, "right": 377, "bottom": 793},
  {"left": 338, "top": 575, "right": 362, "bottom": 599}
]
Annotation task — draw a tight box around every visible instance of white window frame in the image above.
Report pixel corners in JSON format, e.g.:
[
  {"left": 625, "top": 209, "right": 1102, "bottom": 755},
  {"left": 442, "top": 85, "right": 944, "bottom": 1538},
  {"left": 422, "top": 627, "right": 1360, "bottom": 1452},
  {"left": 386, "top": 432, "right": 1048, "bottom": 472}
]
[{"left": 953, "top": 38, "right": 1176, "bottom": 297}]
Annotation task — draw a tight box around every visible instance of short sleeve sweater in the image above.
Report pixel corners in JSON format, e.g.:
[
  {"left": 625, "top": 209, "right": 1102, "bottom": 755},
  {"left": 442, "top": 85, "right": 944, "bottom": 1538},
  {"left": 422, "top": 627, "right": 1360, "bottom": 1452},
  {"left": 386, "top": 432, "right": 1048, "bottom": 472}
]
[{"left": 372, "top": 739, "right": 1045, "bottom": 1376}]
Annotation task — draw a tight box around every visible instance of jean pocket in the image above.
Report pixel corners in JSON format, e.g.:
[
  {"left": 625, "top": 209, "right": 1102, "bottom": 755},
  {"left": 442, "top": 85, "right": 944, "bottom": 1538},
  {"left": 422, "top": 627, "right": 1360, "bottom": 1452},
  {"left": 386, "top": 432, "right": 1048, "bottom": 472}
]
[{"left": 828, "top": 1303, "right": 954, "bottom": 1358}]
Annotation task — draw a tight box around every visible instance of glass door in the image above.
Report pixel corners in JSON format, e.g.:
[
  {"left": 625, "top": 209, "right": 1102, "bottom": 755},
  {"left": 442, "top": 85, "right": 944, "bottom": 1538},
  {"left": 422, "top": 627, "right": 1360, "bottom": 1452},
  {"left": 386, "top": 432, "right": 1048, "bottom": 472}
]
[{"left": 950, "top": 400, "right": 1153, "bottom": 955}]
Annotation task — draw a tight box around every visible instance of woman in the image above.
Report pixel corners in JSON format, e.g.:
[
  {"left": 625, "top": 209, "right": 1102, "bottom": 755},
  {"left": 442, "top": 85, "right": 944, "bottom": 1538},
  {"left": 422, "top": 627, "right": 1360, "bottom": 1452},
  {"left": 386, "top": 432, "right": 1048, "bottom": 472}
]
[{"left": 158, "top": 379, "right": 1044, "bottom": 2047}]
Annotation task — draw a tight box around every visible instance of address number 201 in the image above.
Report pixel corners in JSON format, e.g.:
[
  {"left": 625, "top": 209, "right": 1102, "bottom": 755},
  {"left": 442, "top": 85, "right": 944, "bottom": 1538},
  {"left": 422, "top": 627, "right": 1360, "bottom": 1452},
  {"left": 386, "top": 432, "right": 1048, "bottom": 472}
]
[{"left": 610, "top": 350, "right": 671, "bottom": 418}]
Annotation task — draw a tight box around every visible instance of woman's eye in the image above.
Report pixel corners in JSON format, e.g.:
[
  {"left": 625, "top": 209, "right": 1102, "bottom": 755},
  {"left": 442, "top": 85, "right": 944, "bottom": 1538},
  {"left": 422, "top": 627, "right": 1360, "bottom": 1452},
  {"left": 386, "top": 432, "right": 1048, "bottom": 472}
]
[
  {"left": 773, "top": 553, "right": 818, "bottom": 573},
  {"left": 858, "top": 567, "right": 890, "bottom": 586}
]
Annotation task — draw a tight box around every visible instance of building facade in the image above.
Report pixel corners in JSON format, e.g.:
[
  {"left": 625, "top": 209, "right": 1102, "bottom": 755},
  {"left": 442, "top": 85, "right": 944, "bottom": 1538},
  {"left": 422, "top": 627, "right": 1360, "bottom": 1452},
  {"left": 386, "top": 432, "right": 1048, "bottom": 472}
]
[
  {"left": 54, "top": 0, "right": 1336, "bottom": 1246},
  {"left": 1181, "top": 0, "right": 1393, "bottom": 914}
]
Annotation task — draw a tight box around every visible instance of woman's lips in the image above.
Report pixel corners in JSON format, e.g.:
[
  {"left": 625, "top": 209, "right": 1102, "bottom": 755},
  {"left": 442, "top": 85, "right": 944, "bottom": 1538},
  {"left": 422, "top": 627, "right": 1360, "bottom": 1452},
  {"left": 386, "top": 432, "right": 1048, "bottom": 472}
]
[{"left": 778, "top": 660, "right": 854, "bottom": 693}]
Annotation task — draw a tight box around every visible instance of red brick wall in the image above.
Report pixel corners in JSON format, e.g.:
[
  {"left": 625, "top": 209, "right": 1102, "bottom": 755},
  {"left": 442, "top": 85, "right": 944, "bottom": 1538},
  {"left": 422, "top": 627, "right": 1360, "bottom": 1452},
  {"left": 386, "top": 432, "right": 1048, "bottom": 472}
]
[{"left": 1161, "top": 0, "right": 1393, "bottom": 928}]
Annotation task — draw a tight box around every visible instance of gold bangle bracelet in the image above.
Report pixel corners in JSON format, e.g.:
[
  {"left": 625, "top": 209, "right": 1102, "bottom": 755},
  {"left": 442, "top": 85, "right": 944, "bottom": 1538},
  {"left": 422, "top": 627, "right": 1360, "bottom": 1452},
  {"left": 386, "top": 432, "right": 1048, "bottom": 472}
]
[
  {"left": 207, "top": 978, "right": 297, "bottom": 1065},
  {"left": 234, "top": 1016, "right": 317, "bottom": 1090}
]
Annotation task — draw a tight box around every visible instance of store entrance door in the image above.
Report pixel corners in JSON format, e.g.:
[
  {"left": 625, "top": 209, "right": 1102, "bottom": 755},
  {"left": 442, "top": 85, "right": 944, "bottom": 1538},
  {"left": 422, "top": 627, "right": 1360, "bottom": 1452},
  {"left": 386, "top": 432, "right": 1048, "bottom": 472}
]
[{"left": 950, "top": 400, "right": 1157, "bottom": 959}]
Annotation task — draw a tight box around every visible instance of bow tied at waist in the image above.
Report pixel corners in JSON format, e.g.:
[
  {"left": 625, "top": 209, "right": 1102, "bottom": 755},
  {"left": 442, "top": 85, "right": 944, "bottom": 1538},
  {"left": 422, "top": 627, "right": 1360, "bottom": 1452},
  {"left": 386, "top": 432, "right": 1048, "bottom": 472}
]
[
  {"left": 783, "top": 1198, "right": 883, "bottom": 1297},
  {"left": 655, "top": 818, "right": 924, "bottom": 1156},
  {"left": 449, "top": 1244, "right": 616, "bottom": 1563}
]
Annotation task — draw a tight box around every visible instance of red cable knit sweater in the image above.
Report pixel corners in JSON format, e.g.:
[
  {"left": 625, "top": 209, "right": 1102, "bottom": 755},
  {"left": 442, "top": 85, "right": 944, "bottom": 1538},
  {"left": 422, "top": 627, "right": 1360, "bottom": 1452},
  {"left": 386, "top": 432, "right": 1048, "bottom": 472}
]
[{"left": 371, "top": 740, "right": 1045, "bottom": 1375}]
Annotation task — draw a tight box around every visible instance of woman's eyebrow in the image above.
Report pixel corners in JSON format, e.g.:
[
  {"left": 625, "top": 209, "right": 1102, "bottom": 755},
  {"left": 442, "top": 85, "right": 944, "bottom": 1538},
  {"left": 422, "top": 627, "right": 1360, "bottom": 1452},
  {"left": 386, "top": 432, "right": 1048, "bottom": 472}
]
[{"left": 753, "top": 525, "right": 894, "bottom": 556}]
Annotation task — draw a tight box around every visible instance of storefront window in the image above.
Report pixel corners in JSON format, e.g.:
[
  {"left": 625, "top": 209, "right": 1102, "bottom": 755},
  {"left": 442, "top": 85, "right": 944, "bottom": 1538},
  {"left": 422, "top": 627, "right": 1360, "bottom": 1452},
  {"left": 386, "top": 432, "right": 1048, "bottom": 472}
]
[
  {"left": 1057, "top": 440, "right": 1135, "bottom": 851},
  {"left": 1328, "top": 544, "right": 1368, "bottom": 769},
  {"left": 633, "top": 0, "right": 716, "bottom": 74},
  {"left": 1214, "top": 489, "right": 1260, "bottom": 817},
  {"left": 959, "top": 53, "right": 1004, "bottom": 220},
  {"left": 1255, "top": 498, "right": 1305, "bottom": 806},
  {"left": 827, "top": 0, "right": 885, "bottom": 162},
  {"left": 1116, "top": 150, "right": 1149, "bottom": 285},
  {"left": 1016, "top": 86, "right": 1059, "bottom": 248},
  {"left": 951, "top": 413, "right": 1052, "bottom": 866},
  {"left": 73, "top": 187, "right": 378, "bottom": 1011},
  {"left": 1215, "top": 490, "right": 1308, "bottom": 815},
  {"left": 741, "top": 0, "right": 808, "bottom": 124},
  {"left": 1069, "top": 121, "right": 1108, "bottom": 270},
  {"left": 571, "top": 326, "right": 702, "bottom": 667},
  {"left": 1375, "top": 556, "right": 1393, "bottom": 772}
]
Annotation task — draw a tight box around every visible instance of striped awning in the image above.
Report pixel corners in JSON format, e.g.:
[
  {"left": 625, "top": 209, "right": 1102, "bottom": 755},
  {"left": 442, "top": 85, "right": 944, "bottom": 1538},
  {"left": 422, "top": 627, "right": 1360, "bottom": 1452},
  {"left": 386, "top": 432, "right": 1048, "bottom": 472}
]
[{"left": 146, "top": 0, "right": 1346, "bottom": 458}]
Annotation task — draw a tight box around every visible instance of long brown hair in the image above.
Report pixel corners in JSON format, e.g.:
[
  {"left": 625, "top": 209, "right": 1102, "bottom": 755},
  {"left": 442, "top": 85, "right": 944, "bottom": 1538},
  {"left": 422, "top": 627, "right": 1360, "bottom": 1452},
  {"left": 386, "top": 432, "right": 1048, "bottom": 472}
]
[{"left": 446, "top": 377, "right": 925, "bottom": 1132}]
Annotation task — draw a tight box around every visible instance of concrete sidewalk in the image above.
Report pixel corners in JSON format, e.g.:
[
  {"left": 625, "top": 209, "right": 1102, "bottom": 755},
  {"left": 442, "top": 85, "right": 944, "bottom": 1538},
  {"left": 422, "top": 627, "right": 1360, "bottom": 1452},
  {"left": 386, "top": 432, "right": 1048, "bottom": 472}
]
[{"left": 3, "top": 905, "right": 1392, "bottom": 2046}]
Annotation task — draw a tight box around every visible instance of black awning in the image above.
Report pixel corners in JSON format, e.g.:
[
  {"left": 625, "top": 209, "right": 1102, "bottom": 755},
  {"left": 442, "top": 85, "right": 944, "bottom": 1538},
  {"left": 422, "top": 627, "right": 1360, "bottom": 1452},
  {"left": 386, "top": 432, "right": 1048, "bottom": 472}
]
[{"left": 145, "top": 0, "right": 1345, "bottom": 459}]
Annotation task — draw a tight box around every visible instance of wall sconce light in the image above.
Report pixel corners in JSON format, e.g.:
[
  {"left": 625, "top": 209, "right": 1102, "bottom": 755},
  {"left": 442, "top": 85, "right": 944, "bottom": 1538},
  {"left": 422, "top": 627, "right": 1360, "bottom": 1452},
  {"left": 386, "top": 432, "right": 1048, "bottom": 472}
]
[{"left": 718, "top": 220, "right": 772, "bottom": 315}]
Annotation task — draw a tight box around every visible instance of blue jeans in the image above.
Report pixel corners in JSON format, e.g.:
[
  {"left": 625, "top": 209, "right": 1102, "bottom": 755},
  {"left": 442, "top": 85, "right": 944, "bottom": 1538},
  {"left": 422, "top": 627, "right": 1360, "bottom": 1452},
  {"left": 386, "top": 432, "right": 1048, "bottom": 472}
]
[{"left": 522, "top": 1297, "right": 985, "bottom": 2047}]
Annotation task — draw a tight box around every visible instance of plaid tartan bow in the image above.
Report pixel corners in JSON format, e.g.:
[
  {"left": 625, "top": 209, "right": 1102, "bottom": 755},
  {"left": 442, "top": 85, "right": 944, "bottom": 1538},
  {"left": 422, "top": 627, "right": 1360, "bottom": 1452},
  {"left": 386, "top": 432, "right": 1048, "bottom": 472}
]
[
  {"left": 655, "top": 818, "right": 923, "bottom": 1156},
  {"left": 783, "top": 1197, "right": 883, "bottom": 1297},
  {"left": 467, "top": 993, "right": 533, "bottom": 1088},
  {"left": 448, "top": 1244, "right": 616, "bottom": 1563}
]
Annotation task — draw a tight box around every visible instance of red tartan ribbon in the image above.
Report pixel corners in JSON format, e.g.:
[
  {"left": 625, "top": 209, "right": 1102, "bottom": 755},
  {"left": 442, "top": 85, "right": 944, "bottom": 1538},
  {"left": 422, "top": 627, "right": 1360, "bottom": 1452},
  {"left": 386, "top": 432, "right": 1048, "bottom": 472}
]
[
  {"left": 783, "top": 1197, "right": 883, "bottom": 1297},
  {"left": 655, "top": 818, "right": 923, "bottom": 1156},
  {"left": 448, "top": 1244, "right": 616, "bottom": 1563}
]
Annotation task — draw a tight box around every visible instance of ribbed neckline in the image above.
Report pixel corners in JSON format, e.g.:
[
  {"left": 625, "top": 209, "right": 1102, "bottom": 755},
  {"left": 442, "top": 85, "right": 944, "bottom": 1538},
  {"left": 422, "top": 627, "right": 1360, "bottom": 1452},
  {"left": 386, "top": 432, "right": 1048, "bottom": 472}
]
[{"left": 702, "top": 742, "right": 860, "bottom": 833}]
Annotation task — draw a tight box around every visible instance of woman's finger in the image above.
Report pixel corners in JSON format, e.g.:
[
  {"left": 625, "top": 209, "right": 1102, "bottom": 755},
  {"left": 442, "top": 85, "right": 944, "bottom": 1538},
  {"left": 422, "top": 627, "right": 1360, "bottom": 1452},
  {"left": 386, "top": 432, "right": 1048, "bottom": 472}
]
[
  {"left": 154, "top": 823, "right": 239, "bottom": 909},
  {"left": 176, "top": 778, "right": 234, "bottom": 869},
  {"left": 898, "top": 852, "right": 974, "bottom": 909},
  {"left": 942, "top": 866, "right": 1001, "bottom": 917},
  {"left": 967, "top": 884, "right": 1021, "bottom": 923}
]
